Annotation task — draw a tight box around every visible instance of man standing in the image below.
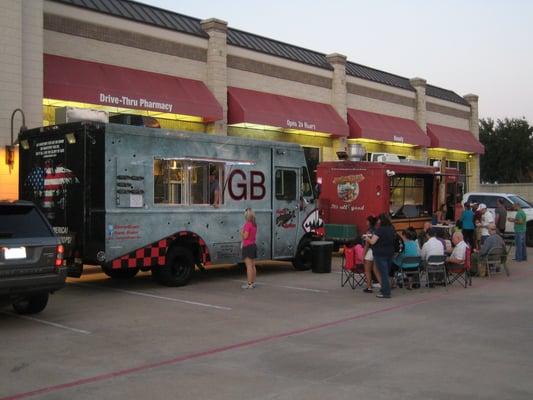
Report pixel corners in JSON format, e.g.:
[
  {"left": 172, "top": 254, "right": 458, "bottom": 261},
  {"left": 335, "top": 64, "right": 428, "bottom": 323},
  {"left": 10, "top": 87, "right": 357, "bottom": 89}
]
[
  {"left": 509, "top": 203, "right": 527, "bottom": 262},
  {"left": 460, "top": 202, "right": 475, "bottom": 249},
  {"left": 209, "top": 170, "right": 220, "bottom": 208},
  {"left": 476, "top": 204, "right": 494, "bottom": 245},
  {"left": 495, "top": 199, "right": 507, "bottom": 235}
]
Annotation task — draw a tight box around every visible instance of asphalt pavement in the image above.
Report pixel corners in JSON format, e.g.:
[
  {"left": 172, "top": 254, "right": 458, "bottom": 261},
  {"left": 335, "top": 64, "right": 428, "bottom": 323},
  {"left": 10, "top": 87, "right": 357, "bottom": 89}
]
[{"left": 1, "top": 250, "right": 532, "bottom": 400}]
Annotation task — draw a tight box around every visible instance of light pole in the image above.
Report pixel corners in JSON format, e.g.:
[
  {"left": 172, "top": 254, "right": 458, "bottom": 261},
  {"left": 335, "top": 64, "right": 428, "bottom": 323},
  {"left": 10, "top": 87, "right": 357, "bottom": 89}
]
[{"left": 5, "top": 108, "right": 27, "bottom": 168}]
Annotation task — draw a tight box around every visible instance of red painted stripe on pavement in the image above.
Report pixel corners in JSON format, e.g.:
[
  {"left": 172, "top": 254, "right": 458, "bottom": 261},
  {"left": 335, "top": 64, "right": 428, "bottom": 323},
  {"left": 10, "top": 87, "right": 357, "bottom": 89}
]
[{"left": 2, "top": 270, "right": 531, "bottom": 400}]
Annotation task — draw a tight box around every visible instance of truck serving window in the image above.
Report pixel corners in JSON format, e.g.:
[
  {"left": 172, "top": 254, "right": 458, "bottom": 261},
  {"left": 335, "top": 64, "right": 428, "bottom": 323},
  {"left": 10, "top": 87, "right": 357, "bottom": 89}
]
[
  {"left": 154, "top": 159, "right": 185, "bottom": 205},
  {"left": 154, "top": 159, "right": 224, "bottom": 206},
  {"left": 276, "top": 169, "right": 297, "bottom": 201},
  {"left": 390, "top": 176, "right": 431, "bottom": 218}
]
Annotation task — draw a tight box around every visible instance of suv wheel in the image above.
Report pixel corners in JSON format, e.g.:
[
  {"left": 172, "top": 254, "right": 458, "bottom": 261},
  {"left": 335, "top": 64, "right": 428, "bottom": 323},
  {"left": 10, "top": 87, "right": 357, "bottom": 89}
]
[
  {"left": 12, "top": 293, "right": 49, "bottom": 315},
  {"left": 153, "top": 246, "right": 194, "bottom": 286}
]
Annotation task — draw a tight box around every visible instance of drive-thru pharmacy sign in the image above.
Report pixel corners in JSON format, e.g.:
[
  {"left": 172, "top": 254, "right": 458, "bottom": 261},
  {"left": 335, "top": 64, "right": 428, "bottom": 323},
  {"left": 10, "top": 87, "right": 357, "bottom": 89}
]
[{"left": 99, "top": 93, "right": 173, "bottom": 113}]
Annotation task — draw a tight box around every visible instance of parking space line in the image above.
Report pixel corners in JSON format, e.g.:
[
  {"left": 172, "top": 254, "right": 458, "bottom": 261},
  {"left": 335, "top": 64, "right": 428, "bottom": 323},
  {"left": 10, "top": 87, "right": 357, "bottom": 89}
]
[
  {"left": 3, "top": 270, "right": 531, "bottom": 400},
  {"left": 72, "top": 283, "right": 232, "bottom": 311},
  {"left": 1, "top": 311, "right": 91, "bottom": 335},
  {"left": 229, "top": 279, "right": 328, "bottom": 293}
]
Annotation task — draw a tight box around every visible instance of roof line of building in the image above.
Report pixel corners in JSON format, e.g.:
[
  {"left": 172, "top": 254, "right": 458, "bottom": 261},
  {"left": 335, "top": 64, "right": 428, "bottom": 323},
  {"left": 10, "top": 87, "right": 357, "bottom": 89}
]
[{"left": 48, "top": 0, "right": 470, "bottom": 106}]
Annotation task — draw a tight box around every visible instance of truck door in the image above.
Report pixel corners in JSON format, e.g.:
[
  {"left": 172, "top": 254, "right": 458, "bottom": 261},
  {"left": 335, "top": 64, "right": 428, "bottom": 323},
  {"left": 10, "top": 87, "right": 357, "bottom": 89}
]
[{"left": 273, "top": 167, "right": 299, "bottom": 258}]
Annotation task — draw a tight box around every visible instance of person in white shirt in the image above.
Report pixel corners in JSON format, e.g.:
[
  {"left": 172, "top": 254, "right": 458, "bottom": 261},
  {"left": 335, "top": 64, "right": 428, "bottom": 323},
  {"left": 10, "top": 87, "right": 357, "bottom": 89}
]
[
  {"left": 421, "top": 228, "right": 445, "bottom": 264},
  {"left": 447, "top": 232, "right": 468, "bottom": 265},
  {"left": 476, "top": 203, "right": 495, "bottom": 245}
]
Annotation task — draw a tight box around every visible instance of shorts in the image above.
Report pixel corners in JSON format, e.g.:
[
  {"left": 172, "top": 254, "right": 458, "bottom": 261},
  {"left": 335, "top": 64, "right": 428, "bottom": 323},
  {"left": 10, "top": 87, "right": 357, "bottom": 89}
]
[
  {"left": 242, "top": 244, "right": 257, "bottom": 259},
  {"left": 364, "top": 248, "right": 373, "bottom": 262}
]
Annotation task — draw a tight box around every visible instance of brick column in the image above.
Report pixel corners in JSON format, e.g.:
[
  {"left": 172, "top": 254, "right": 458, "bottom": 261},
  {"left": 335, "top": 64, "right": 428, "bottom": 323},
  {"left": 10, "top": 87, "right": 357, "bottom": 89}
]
[
  {"left": 0, "top": 0, "right": 43, "bottom": 200},
  {"left": 409, "top": 77, "right": 427, "bottom": 132},
  {"left": 326, "top": 53, "right": 348, "bottom": 152},
  {"left": 200, "top": 18, "right": 228, "bottom": 135},
  {"left": 464, "top": 94, "right": 480, "bottom": 191},
  {"left": 410, "top": 77, "right": 428, "bottom": 162}
]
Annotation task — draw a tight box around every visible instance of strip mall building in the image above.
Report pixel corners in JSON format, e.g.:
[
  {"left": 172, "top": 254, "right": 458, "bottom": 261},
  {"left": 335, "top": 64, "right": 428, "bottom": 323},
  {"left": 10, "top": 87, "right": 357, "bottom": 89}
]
[{"left": 0, "top": 0, "right": 484, "bottom": 200}]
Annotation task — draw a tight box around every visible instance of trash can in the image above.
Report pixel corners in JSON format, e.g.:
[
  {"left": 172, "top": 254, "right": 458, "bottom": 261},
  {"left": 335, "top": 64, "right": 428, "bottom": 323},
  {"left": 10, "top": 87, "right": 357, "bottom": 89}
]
[{"left": 310, "top": 241, "right": 333, "bottom": 273}]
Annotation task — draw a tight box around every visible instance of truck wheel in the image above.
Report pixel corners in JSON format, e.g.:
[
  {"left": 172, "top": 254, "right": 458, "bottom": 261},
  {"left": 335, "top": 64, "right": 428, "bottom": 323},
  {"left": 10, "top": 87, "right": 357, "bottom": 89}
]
[
  {"left": 527, "top": 224, "right": 533, "bottom": 247},
  {"left": 153, "top": 246, "right": 194, "bottom": 286},
  {"left": 292, "top": 238, "right": 313, "bottom": 271},
  {"left": 102, "top": 267, "right": 139, "bottom": 279},
  {"left": 12, "top": 293, "right": 49, "bottom": 315}
]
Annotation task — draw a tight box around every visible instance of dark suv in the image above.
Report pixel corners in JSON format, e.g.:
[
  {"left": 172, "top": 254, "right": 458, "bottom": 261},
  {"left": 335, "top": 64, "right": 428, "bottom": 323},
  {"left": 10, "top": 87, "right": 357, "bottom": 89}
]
[{"left": 0, "top": 201, "right": 67, "bottom": 314}]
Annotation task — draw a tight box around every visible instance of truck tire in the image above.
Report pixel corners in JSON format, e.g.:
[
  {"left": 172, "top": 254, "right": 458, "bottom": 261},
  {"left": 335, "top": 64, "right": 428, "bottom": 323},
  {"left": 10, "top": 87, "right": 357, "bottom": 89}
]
[
  {"left": 12, "top": 293, "right": 49, "bottom": 315},
  {"left": 292, "top": 238, "right": 313, "bottom": 271},
  {"left": 527, "top": 224, "right": 533, "bottom": 247},
  {"left": 153, "top": 246, "right": 194, "bottom": 286},
  {"left": 102, "top": 267, "right": 139, "bottom": 279}
]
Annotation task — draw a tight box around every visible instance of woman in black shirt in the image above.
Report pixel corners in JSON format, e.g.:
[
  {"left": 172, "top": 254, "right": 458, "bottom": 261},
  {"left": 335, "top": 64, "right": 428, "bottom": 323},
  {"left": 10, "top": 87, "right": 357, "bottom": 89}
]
[{"left": 366, "top": 213, "right": 395, "bottom": 298}]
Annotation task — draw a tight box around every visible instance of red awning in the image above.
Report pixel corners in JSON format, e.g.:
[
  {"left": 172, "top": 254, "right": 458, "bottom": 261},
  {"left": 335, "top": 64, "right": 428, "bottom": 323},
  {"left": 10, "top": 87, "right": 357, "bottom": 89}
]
[
  {"left": 44, "top": 54, "right": 223, "bottom": 121},
  {"left": 347, "top": 108, "right": 430, "bottom": 147},
  {"left": 427, "top": 123, "right": 485, "bottom": 154},
  {"left": 228, "top": 87, "right": 348, "bottom": 137}
]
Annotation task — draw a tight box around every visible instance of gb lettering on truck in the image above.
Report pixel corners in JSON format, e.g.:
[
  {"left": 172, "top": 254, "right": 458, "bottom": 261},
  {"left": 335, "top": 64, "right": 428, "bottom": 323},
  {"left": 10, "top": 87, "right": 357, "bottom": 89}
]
[{"left": 18, "top": 121, "right": 321, "bottom": 286}]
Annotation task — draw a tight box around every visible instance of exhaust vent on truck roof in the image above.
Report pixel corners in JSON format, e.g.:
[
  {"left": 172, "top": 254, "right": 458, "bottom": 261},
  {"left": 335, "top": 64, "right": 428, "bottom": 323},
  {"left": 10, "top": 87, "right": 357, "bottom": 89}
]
[{"left": 109, "top": 114, "right": 161, "bottom": 128}]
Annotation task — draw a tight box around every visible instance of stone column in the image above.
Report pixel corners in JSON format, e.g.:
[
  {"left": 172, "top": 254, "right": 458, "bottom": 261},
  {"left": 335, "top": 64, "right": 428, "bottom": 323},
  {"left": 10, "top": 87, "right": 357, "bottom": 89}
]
[
  {"left": 410, "top": 77, "right": 428, "bottom": 163},
  {"left": 0, "top": 0, "right": 43, "bottom": 200},
  {"left": 326, "top": 53, "right": 348, "bottom": 153},
  {"left": 464, "top": 94, "right": 480, "bottom": 191},
  {"left": 409, "top": 77, "right": 427, "bottom": 133},
  {"left": 200, "top": 18, "right": 228, "bottom": 135}
]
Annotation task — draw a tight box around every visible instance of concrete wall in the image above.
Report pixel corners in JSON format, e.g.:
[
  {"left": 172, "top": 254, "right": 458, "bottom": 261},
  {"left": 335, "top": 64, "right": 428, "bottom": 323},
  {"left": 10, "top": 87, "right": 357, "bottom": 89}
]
[{"left": 479, "top": 184, "right": 533, "bottom": 203}]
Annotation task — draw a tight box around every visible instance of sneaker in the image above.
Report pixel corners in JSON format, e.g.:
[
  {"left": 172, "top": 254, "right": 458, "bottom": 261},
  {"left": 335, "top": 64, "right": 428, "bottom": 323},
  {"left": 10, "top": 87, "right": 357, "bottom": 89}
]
[
  {"left": 241, "top": 283, "right": 256, "bottom": 289},
  {"left": 372, "top": 283, "right": 381, "bottom": 289},
  {"left": 376, "top": 293, "right": 391, "bottom": 299},
  {"left": 363, "top": 288, "right": 373, "bottom": 293}
]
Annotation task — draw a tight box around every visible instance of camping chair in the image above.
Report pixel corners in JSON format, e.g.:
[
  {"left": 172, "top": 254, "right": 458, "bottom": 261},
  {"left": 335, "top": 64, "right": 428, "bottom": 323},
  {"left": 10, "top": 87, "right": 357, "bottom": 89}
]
[
  {"left": 341, "top": 245, "right": 365, "bottom": 289},
  {"left": 446, "top": 246, "right": 471, "bottom": 288},
  {"left": 398, "top": 256, "right": 422, "bottom": 290},
  {"left": 479, "top": 247, "right": 509, "bottom": 278},
  {"left": 424, "top": 255, "right": 447, "bottom": 290}
]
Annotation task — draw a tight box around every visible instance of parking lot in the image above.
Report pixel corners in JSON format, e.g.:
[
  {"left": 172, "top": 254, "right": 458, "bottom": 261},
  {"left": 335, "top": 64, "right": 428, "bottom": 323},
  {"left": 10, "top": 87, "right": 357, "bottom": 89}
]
[{"left": 1, "top": 251, "right": 533, "bottom": 400}]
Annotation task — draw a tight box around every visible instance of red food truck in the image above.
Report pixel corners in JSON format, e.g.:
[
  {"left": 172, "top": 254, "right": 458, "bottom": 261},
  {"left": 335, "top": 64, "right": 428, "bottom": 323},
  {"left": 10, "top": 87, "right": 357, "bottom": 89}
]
[{"left": 317, "top": 151, "right": 459, "bottom": 240}]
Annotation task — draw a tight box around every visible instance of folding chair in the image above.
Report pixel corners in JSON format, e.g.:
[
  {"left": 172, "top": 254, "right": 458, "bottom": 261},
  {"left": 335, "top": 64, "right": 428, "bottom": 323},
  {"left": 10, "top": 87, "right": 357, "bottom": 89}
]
[
  {"left": 479, "top": 247, "right": 507, "bottom": 278},
  {"left": 425, "top": 255, "right": 447, "bottom": 290},
  {"left": 398, "top": 256, "right": 422, "bottom": 290},
  {"left": 446, "top": 245, "right": 472, "bottom": 288},
  {"left": 341, "top": 245, "right": 365, "bottom": 289}
]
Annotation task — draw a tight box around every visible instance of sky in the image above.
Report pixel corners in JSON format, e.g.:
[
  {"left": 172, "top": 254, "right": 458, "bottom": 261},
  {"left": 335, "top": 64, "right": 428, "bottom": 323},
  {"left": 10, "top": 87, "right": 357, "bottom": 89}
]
[{"left": 145, "top": 0, "right": 532, "bottom": 122}]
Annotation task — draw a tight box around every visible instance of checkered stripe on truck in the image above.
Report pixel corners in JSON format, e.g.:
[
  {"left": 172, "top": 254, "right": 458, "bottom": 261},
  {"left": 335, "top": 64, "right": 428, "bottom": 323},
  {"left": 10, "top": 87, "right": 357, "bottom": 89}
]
[{"left": 110, "top": 232, "right": 210, "bottom": 269}]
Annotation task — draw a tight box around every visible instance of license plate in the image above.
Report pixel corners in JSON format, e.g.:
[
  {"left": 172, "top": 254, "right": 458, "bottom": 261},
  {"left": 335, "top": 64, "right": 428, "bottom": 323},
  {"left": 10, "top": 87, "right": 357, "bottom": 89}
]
[{"left": 4, "top": 247, "right": 27, "bottom": 260}]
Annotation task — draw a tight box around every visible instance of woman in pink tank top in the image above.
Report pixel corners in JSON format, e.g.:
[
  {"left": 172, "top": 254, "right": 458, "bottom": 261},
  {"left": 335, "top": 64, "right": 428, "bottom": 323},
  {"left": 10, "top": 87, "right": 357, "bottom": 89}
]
[{"left": 240, "top": 208, "right": 258, "bottom": 289}]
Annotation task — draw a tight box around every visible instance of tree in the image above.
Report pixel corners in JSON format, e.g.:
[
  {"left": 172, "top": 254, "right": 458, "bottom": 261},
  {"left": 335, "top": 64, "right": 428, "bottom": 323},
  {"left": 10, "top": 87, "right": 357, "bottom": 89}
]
[{"left": 479, "top": 118, "right": 533, "bottom": 183}]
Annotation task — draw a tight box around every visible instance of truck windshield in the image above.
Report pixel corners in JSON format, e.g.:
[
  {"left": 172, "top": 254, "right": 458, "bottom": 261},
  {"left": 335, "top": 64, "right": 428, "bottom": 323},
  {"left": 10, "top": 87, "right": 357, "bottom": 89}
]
[
  {"left": 0, "top": 205, "right": 53, "bottom": 238},
  {"left": 509, "top": 195, "right": 531, "bottom": 209}
]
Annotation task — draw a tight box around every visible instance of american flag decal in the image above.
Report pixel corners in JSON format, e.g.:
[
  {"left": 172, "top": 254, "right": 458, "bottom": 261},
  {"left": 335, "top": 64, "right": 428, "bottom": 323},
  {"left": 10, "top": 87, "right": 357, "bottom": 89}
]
[{"left": 26, "top": 165, "right": 79, "bottom": 209}]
